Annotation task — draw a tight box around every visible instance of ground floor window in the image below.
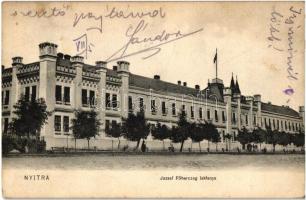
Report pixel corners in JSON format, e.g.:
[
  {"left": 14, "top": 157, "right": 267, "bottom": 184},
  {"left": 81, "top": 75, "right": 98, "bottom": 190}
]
[{"left": 54, "top": 115, "right": 61, "bottom": 132}]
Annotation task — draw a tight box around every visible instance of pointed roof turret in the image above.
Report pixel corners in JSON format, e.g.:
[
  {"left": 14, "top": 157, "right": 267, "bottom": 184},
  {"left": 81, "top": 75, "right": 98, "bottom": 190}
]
[
  {"left": 235, "top": 75, "right": 241, "bottom": 94},
  {"left": 230, "top": 72, "right": 235, "bottom": 91}
]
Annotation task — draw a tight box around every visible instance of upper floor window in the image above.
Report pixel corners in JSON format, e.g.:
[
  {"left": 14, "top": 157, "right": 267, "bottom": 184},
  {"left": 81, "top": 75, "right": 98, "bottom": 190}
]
[
  {"left": 25, "top": 86, "right": 30, "bottom": 101},
  {"left": 190, "top": 106, "right": 194, "bottom": 119},
  {"left": 31, "top": 86, "right": 37, "bottom": 102},
  {"left": 207, "top": 109, "right": 211, "bottom": 120},
  {"left": 162, "top": 101, "right": 166, "bottom": 115},
  {"left": 222, "top": 111, "right": 226, "bottom": 122},
  {"left": 215, "top": 110, "right": 218, "bottom": 122},
  {"left": 254, "top": 116, "right": 256, "bottom": 125},
  {"left": 90, "top": 90, "right": 95, "bottom": 107},
  {"left": 245, "top": 115, "right": 248, "bottom": 125},
  {"left": 139, "top": 97, "right": 144, "bottom": 112},
  {"left": 199, "top": 108, "right": 203, "bottom": 119},
  {"left": 55, "top": 85, "right": 62, "bottom": 103},
  {"left": 106, "top": 93, "right": 111, "bottom": 108},
  {"left": 151, "top": 99, "right": 156, "bottom": 114},
  {"left": 128, "top": 96, "right": 133, "bottom": 111},
  {"left": 64, "top": 87, "right": 70, "bottom": 104},
  {"left": 232, "top": 112, "right": 236, "bottom": 124},
  {"left": 4, "top": 90, "right": 9, "bottom": 105},
  {"left": 172, "top": 103, "right": 176, "bottom": 116},
  {"left": 82, "top": 89, "right": 88, "bottom": 106}
]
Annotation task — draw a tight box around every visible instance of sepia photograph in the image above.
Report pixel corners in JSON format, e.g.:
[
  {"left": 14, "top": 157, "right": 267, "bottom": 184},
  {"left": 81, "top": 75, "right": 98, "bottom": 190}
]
[{"left": 1, "top": 1, "right": 305, "bottom": 198}]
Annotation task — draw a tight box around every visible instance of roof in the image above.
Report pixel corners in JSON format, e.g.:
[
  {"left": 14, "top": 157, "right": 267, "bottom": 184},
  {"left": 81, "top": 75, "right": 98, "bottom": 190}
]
[
  {"left": 261, "top": 102, "right": 300, "bottom": 118},
  {"left": 129, "top": 73, "right": 201, "bottom": 97}
]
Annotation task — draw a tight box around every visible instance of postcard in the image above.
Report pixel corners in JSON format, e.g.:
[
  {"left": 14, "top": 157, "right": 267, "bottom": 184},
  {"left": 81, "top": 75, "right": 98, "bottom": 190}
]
[{"left": 1, "top": 1, "right": 305, "bottom": 198}]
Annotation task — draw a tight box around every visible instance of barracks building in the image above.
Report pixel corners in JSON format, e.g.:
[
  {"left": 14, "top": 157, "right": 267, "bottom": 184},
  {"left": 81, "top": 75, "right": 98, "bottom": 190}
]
[{"left": 2, "top": 42, "right": 304, "bottom": 150}]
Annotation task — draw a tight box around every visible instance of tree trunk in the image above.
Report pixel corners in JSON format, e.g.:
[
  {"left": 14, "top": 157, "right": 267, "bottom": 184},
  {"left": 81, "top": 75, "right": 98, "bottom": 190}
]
[
  {"left": 259, "top": 143, "right": 261, "bottom": 150},
  {"left": 208, "top": 140, "right": 210, "bottom": 149},
  {"left": 136, "top": 139, "right": 141, "bottom": 150},
  {"left": 190, "top": 142, "right": 193, "bottom": 151},
  {"left": 273, "top": 144, "right": 276, "bottom": 152},
  {"left": 87, "top": 139, "right": 90, "bottom": 150},
  {"left": 111, "top": 139, "right": 114, "bottom": 151},
  {"left": 180, "top": 140, "right": 185, "bottom": 152},
  {"left": 118, "top": 138, "right": 121, "bottom": 150},
  {"left": 199, "top": 142, "right": 201, "bottom": 152},
  {"left": 75, "top": 138, "right": 77, "bottom": 152},
  {"left": 162, "top": 140, "right": 165, "bottom": 151},
  {"left": 215, "top": 143, "right": 218, "bottom": 152}
]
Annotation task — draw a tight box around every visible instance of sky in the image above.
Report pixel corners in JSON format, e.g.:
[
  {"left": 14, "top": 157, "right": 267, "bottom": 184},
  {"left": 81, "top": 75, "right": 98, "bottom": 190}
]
[{"left": 2, "top": 1, "right": 305, "bottom": 111}]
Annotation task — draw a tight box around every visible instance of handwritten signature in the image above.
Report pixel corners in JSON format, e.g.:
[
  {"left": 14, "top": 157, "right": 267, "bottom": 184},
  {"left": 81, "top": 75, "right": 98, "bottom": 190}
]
[
  {"left": 267, "top": 6, "right": 302, "bottom": 103},
  {"left": 73, "top": 6, "right": 166, "bottom": 34},
  {"left": 105, "top": 20, "right": 203, "bottom": 62}
]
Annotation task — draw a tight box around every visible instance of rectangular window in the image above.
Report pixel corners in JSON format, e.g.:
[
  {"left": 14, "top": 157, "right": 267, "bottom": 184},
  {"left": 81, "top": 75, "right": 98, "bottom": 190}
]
[
  {"left": 277, "top": 120, "right": 279, "bottom": 130},
  {"left": 151, "top": 99, "right": 156, "bottom": 114},
  {"left": 25, "top": 86, "right": 30, "bottom": 101},
  {"left": 285, "top": 121, "right": 287, "bottom": 130},
  {"left": 273, "top": 119, "right": 275, "bottom": 129},
  {"left": 172, "top": 103, "right": 176, "bottom": 116},
  {"left": 2, "top": 91, "right": 4, "bottom": 105},
  {"left": 190, "top": 106, "right": 194, "bottom": 119},
  {"left": 264, "top": 118, "right": 267, "bottom": 127},
  {"left": 54, "top": 115, "right": 61, "bottom": 132},
  {"left": 222, "top": 111, "right": 226, "bottom": 122},
  {"left": 3, "top": 118, "right": 9, "bottom": 134},
  {"left": 289, "top": 122, "right": 291, "bottom": 131},
  {"left": 112, "top": 94, "right": 117, "bottom": 108},
  {"left": 4, "top": 90, "right": 9, "bottom": 105},
  {"left": 199, "top": 108, "right": 203, "bottom": 119},
  {"left": 245, "top": 115, "right": 248, "bottom": 125},
  {"left": 63, "top": 116, "right": 69, "bottom": 132},
  {"left": 31, "top": 85, "right": 37, "bottom": 101},
  {"left": 139, "top": 98, "right": 144, "bottom": 112},
  {"left": 162, "top": 102, "right": 166, "bottom": 115},
  {"left": 207, "top": 110, "right": 211, "bottom": 120},
  {"left": 128, "top": 96, "right": 133, "bottom": 111},
  {"left": 269, "top": 119, "right": 271, "bottom": 128},
  {"left": 105, "top": 120, "right": 110, "bottom": 131},
  {"left": 111, "top": 120, "right": 117, "bottom": 127},
  {"left": 55, "top": 85, "right": 62, "bottom": 102},
  {"left": 215, "top": 110, "right": 218, "bottom": 122},
  {"left": 182, "top": 105, "right": 186, "bottom": 116},
  {"left": 232, "top": 113, "right": 236, "bottom": 124},
  {"left": 64, "top": 87, "right": 70, "bottom": 104},
  {"left": 89, "top": 90, "right": 95, "bottom": 106},
  {"left": 82, "top": 89, "right": 87, "bottom": 106},
  {"left": 254, "top": 116, "right": 256, "bottom": 125},
  {"left": 281, "top": 121, "right": 283, "bottom": 129},
  {"left": 106, "top": 93, "right": 111, "bottom": 108}
]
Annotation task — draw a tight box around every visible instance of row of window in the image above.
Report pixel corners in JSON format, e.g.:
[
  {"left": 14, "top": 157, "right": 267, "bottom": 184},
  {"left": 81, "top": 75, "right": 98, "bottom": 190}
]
[
  {"left": 263, "top": 117, "right": 301, "bottom": 132},
  {"left": 55, "top": 85, "right": 96, "bottom": 107},
  {"left": 2, "top": 90, "right": 9, "bottom": 105},
  {"left": 54, "top": 115, "right": 70, "bottom": 134}
]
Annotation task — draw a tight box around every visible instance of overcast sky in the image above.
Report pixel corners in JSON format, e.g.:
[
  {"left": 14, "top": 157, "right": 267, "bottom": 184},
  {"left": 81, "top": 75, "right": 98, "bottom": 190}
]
[{"left": 2, "top": 2, "right": 304, "bottom": 111}]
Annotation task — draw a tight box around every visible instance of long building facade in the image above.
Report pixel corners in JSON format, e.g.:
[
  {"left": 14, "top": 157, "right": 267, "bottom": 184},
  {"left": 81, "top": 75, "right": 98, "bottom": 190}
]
[{"left": 2, "top": 42, "right": 305, "bottom": 150}]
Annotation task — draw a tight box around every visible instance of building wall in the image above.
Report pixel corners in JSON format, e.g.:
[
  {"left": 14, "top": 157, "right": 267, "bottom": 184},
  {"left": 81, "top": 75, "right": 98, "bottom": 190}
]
[{"left": 2, "top": 42, "right": 304, "bottom": 150}]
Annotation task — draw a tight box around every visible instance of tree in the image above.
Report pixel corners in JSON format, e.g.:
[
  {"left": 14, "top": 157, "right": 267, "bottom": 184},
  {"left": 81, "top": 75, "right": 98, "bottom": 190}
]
[
  {"left": 189, "top": 122, "right": 206, "bottom": 152},
  {"left": 237, "top": 127, "right": 251, "bottom": 150},
  {"left": 170, "top": 111, "right": 190, "bottom": 152},
  {"left": 252, "top": 127, "right": 266, "bottom": 150},
  {"left": 266, "top": 127, "right": 279, "bottom": 152},
  {"left": 71, "top": 109, "right": 101, "bottom": 149},
  {"left": 122, "top": 111, "right": 150, "bottom": 150},
  {"left": 210, "top": 126, "right": 221, "bottom": 151},
  {"left": 10, "top": 95, "right": 51, "bottom": 140},
  {"left": 105, "top": 122, "right": 123, "bottom": 151},
  {"left": 293, "top": 131, "right": 305, "bottom": 148},
  {"left": 277, "top": 131, "right": 290, "bottom": 150},
  {"left": 151, "top": 122, "right": 171, "bottom": 151}
]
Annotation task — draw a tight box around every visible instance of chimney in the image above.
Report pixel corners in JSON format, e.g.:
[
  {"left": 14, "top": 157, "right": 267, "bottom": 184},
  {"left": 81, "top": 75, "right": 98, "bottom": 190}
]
[
  {"left": 178, "top": 80, "right": 181, "bottom": 85},
  {"left": 113, "top": 66, "right": 118, "bottom": 71},
  {"left": 195, "top": 85, "right": 200, "bottom": 90},
  {"left": 183, "top": 82, "right": 187, "bottom": 87},
  {"left": 154, "top": 75, "right": 160, "bottom": 80},
  {"left": 57, "top": 53, "right": 64, "bottom": 59}
]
